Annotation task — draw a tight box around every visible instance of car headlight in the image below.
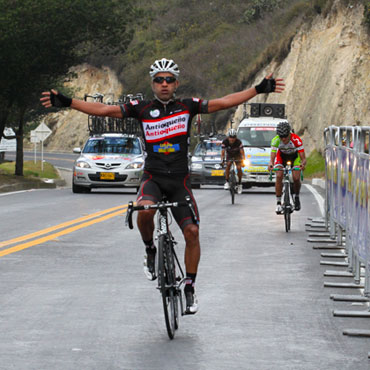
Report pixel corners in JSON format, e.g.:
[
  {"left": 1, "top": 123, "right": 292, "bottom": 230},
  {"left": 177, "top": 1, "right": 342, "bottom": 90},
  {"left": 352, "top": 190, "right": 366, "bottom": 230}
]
[
  {"left": 76, "top": 161, "right": 91, "bottom": 168},
  {"left": 126, "top": 162, "right": 144, "bottom": 169},
  {"left": 243, "top": 159, "right": 251, "bottom": 167},
  {"left": 191, "top": 163, "right": 203, "bottom": 170}
]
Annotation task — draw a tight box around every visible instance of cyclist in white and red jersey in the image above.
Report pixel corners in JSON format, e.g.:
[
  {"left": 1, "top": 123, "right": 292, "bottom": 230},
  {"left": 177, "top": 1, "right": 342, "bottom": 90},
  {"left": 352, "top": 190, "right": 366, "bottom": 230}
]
[
  {"left": 268, "top": 121, "right": 306, "bottom": 214},
  {"left": 41, "top": 58, "right": 285, "bottom": 314}
]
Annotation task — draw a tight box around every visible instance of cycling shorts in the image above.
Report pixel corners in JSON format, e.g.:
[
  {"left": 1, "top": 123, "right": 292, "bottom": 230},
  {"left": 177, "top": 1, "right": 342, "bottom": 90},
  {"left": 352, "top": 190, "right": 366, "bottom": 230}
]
[
  {"left": 137, "top": 171, "right": 199, "bottom": 231},
  {"left": 226, "top": 155, "right": 243, "bottom": 164},
  {"left": 274, "top": 151, "right": 301, "bottom": 167}
]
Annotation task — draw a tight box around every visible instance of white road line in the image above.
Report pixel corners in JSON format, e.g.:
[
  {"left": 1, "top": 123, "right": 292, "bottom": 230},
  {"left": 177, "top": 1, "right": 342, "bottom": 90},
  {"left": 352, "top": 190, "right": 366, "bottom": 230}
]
[
  {"left": 0, "top": 189, "right": 42, "bottom": 197},
  {"left": 0, "top": 190, "right": 31, "bottom": 197},
  {"left": 56, "top": 166, "right": 73, "bottom": 172},
  {"left": 304, "top": 184, "right": 325, "bottom": 217}
]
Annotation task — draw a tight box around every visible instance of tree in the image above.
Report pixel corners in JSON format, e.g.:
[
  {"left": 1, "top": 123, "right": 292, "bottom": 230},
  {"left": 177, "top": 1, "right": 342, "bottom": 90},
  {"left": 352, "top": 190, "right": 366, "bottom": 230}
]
[{"left": 0, "top": 0, "right": 136, "bottom": 175}]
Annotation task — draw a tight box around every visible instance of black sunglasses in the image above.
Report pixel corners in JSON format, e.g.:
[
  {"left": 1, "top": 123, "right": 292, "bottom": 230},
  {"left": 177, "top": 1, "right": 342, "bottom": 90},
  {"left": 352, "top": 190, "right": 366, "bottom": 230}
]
[
  {"left": 153, "top": 76, "right": 177, "bottom": 84},
  {"left": 279, "top": 135, "right": 289, "bottom": 139}
]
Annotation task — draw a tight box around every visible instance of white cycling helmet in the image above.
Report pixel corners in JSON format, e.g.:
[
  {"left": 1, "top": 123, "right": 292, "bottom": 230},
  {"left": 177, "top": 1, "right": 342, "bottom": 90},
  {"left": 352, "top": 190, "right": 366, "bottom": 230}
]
[
  {"left": 149, "top": 58, "right": 180, "bottom": 79},
  {"left": 228, "top": 128, "right": 237, "bottom": 138}
]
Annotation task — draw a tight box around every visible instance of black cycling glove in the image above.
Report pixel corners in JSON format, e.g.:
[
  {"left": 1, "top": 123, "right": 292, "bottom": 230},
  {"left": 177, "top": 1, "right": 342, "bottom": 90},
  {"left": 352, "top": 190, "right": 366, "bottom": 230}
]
[
  {"left": 50, "top": 91, "right": 72, "bottom": 107},
  {"left": 255, "top": 77, "right": 276, "bottom": 94}
]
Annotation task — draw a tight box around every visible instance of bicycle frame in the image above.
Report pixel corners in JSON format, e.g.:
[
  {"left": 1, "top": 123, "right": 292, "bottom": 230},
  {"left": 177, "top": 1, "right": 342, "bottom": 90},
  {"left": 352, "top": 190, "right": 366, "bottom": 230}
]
[{"left": 156, "top": 209, "right": 186, "bottom": 283}]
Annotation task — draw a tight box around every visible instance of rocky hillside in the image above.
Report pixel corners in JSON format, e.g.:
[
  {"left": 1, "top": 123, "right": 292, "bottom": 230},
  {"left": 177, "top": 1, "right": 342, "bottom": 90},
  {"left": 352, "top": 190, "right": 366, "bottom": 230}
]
[
  {"left": 233, "top": 0, "right": 370, "bottom": 153},
  {"left": 40, "top": 0, "right": 369, "bottom": 154},
  {"left": 40, "top": 64, "right": 123, "bottom": 151}
]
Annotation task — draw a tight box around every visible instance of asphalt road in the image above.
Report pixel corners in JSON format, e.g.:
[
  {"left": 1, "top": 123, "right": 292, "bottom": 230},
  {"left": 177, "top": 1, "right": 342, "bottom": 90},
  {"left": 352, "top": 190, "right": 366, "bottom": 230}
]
[
  {"left": 0, "top": 184, "right": 369, "bottom": 369},
  {"left": 4, "top": 150, "right": 78, "bottom": 170}
]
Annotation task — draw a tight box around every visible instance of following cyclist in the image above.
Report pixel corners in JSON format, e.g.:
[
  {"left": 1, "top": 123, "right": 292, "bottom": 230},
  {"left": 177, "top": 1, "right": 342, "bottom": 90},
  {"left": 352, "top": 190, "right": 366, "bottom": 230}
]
[
  {"left": 41, "top": 58, "right": 285, "bottom": 314},
  {"left": 221, "top": 129, "right": 245, "bottom": 194},
  {"left": 268, "top": 121, "right": 306, "bottom": 214}
]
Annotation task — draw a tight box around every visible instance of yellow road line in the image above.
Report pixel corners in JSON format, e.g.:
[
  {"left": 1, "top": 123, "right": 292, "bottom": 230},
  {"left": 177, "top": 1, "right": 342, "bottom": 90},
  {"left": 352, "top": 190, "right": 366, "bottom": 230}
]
[
  {"left": 0, "top": 204, "right": 127, "bottom": 248},
  {"left": 0, "top": 209, "right": 127, "bottom": 258}
]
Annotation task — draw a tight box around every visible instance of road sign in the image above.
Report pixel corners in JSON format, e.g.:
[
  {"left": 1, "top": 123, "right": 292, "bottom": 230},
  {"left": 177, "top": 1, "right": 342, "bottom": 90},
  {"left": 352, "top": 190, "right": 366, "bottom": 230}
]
[
  {"left": 34, "top": 122, "right": 52, "bottom": 141},
  {"left": 33, "top": 122, "right": 52, "bottom": 170},
  {"left": 30, "top": 130, "right": 41, "bottom": 144},
  {"left": 0, "top": 128, "right": 16, "bottom": 151}
]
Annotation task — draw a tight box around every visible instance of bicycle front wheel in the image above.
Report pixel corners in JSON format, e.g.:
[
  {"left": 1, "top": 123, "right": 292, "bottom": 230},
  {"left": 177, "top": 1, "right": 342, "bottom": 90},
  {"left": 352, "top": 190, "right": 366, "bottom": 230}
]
[
  {"left": 229, "top": 172, "right": 236, "bottom": 205},
  {"left": 283, "top": 182, "right": 291, "bottom": 232},
  {"left": 158, "top": 234, "right": 178, "bottom": 339},
  {"left": 284, "top": 209, "right": 291, "bottom": 232}
]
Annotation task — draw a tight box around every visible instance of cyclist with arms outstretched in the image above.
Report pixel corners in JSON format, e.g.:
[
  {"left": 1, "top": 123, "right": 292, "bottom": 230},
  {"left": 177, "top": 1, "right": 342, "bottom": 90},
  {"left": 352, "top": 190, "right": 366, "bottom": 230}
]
[
  {"left": 41, "top": 58, "right": 284, "bottom": 314},
  {"left": 268, "top": 122, "right": 306, "bottom": 214},
  {"left": 221, "top": 128, "right": 245, "bottom": 194}
]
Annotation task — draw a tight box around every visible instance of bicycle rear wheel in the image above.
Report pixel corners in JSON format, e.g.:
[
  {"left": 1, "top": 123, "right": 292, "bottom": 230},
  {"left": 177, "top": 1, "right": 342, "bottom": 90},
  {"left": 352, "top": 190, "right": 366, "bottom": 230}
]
[{"left": 158, "top": 234, "right": 179, "bottom": 339}]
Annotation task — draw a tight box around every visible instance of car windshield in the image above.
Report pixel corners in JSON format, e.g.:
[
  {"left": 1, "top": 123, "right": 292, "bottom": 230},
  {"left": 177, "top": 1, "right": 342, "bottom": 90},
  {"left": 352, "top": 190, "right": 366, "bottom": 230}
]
[
  {"left": 194, "top": 141, "right": 222, "bottom": 156},
  {"left": 83, "top": 137, "right": 141, "bottom": 154},
  {"left": 238, "top": 127, "right": 276, "bottom": 147}
]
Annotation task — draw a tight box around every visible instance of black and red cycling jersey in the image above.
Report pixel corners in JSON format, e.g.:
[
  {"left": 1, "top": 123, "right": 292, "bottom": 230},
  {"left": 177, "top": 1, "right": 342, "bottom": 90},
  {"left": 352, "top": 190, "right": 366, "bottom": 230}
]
[
  {"left": 119, "top": 98, "right": 208, "bottom": 174},
  {"left": 221, "top": 138, "right": 243, "bottom": 160}
]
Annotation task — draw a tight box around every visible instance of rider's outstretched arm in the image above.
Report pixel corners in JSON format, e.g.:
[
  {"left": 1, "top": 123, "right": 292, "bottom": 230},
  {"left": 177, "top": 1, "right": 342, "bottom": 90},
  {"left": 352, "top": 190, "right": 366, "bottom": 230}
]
[
  {"left": 208, "top": 73, "right": 285, "bottom": 113},
  {"left": 40, "top": 89, "right": 122, "bottom": 118},
  {"left": 208, "top": 87, "right": 257, "bottom": 113}
]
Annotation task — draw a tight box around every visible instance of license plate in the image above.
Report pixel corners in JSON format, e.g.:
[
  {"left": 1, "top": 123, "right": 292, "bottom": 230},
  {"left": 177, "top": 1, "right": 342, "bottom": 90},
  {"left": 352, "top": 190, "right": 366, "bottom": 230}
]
[
  {"left": 211, "top": 169, "right": 224, "bottom": 176},
  {"left": 256, "top": 175, "right": 268, "bottom": 182},
  {"left": 100, "top": 172, "right": 115, "bottom": 180}
]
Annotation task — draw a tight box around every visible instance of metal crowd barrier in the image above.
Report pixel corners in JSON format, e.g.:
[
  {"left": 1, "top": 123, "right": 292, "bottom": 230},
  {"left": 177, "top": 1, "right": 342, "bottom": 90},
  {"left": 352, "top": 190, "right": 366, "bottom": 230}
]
[{"left": 324, "top": 126, "right": 370, "bottom": 295}]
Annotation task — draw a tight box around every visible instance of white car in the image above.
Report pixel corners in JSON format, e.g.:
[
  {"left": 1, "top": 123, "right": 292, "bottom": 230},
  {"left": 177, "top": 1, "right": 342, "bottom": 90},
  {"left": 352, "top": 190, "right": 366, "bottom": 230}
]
[
  {"left": 237, "top": 103, "right": 288, "bottom": 188},
  {"left": 72, "top": 133, "right": 145, "bottom": 193}
]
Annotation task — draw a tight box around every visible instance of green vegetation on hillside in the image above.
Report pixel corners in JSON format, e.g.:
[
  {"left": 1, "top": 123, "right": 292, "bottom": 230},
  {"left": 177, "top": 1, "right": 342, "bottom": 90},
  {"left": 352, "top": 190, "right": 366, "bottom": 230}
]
[
  {"left": 87, "top": 0, "right": 368, "bottom": 135},
  {"left": 117, "top": 0, "right": 309, "bottom": 99},
  {"left": 91, "top": 0, "right": 348, "bottom": 132},
  {"left": 304, "top": 149, "right": 326, "bottom": 178}
]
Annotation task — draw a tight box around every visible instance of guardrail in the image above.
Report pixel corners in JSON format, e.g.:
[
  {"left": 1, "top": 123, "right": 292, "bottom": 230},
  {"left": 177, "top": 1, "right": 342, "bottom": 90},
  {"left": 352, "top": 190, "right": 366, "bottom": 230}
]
[{"left": 324, "top": 125, "right": 370, "bottom": 293}]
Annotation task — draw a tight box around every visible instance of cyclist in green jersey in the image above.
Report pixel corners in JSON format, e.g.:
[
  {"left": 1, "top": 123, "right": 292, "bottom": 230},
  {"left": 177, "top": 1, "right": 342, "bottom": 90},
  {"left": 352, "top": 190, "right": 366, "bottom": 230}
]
[{"left": 268, "top": 122, "right": 306, "bottom": 213}]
